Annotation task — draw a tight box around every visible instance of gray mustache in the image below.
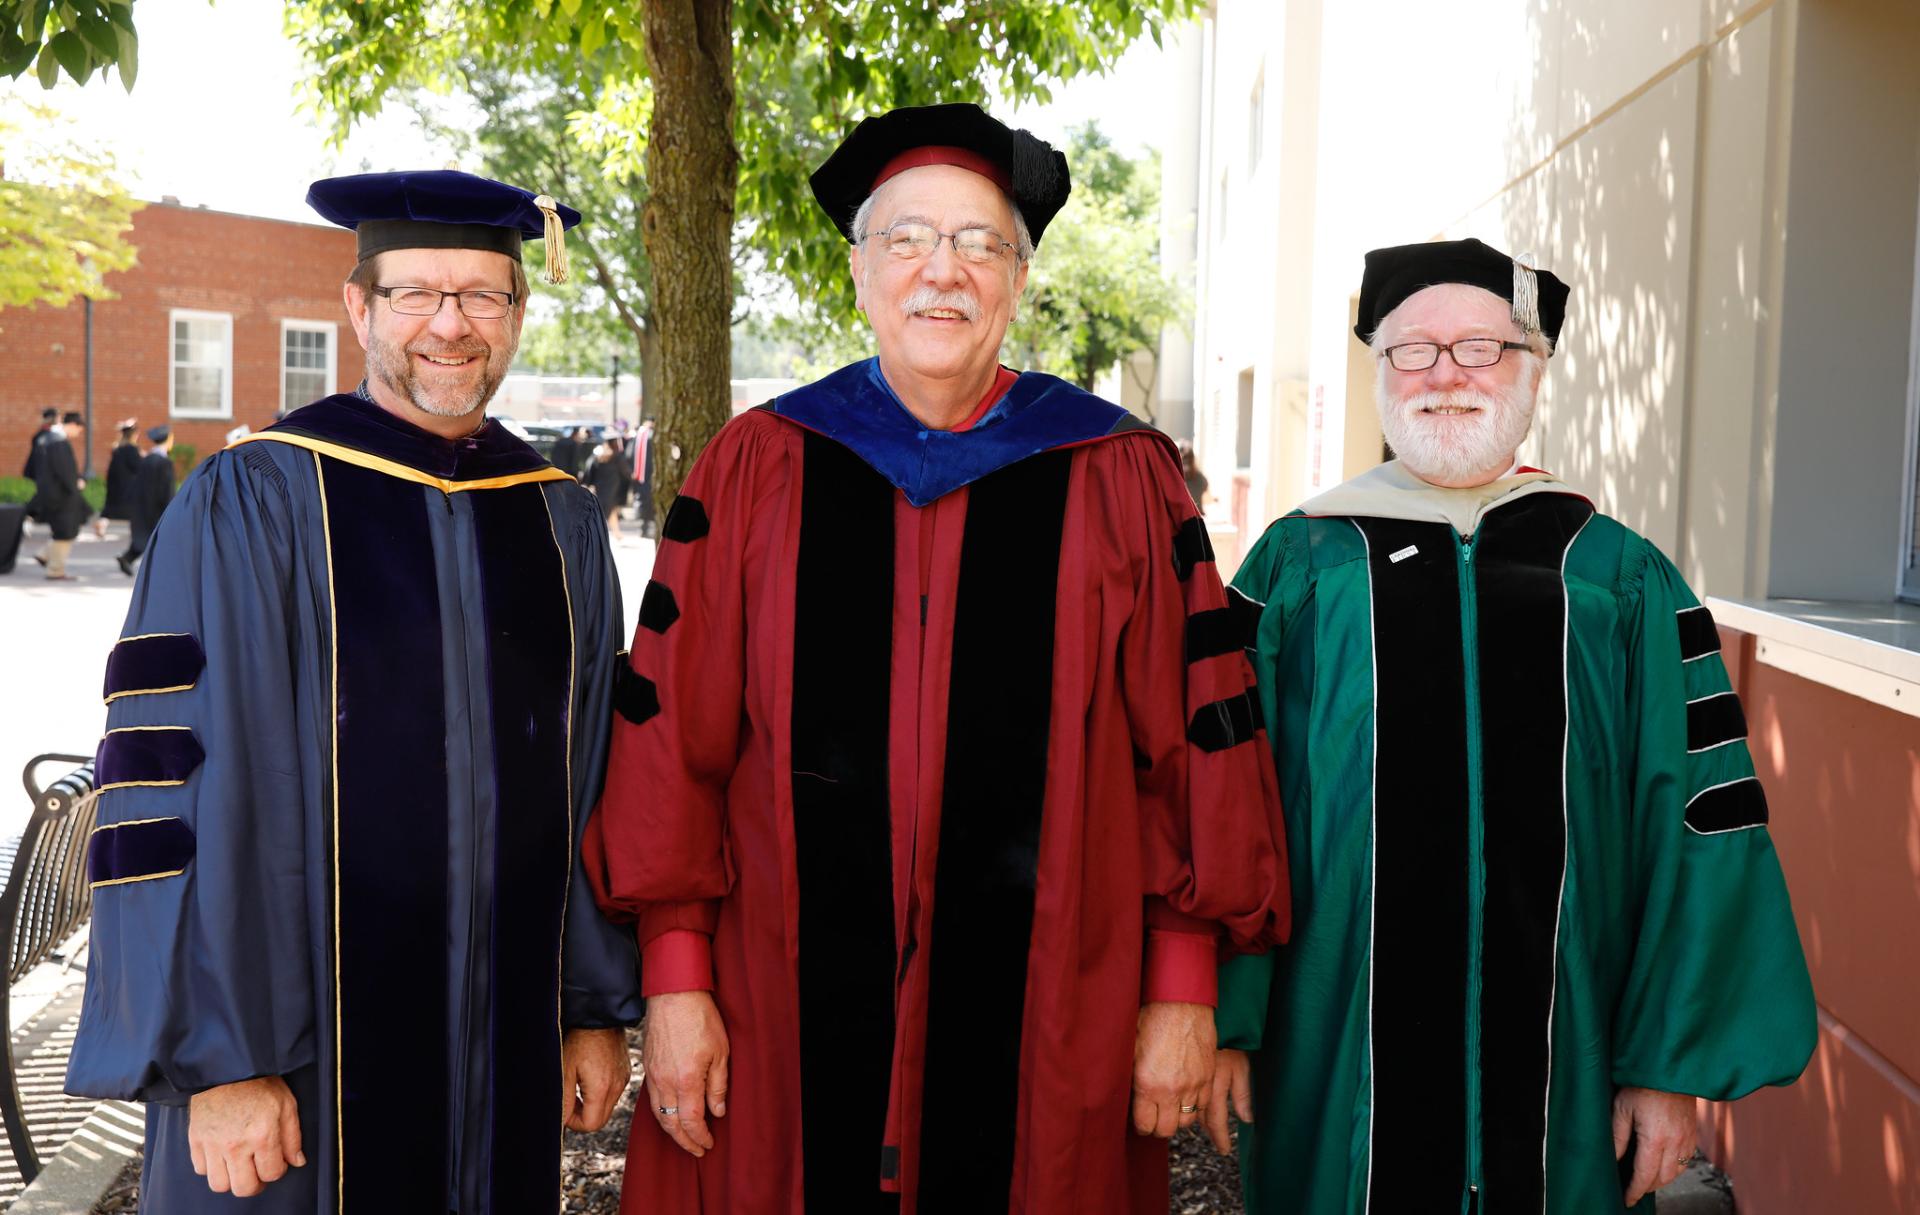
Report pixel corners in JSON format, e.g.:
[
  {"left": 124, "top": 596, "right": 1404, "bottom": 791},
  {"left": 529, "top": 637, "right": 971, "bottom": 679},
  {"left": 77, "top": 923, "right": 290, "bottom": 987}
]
[{"left": 899, "top": 287, "right": 982, "bottom": 322}]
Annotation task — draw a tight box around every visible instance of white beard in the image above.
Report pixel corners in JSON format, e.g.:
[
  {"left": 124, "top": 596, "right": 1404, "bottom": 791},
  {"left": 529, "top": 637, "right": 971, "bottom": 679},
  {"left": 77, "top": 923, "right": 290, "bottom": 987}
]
[{"left": 1375, "top": 376, "right": 1538, "bottom": 486}]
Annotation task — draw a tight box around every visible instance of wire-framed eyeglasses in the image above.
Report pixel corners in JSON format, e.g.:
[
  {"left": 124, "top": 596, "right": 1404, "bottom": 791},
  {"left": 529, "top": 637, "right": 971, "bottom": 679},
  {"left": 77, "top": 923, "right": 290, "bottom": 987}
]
[
  {"left": 372, "top": 285, "right": 518, "bottom": 319},
  {"left": 1380, "top": 338, "right": 1530, "bottom": 372},
  {"left": 866, "top": 221, "right": 1017, "bottom": 265}
]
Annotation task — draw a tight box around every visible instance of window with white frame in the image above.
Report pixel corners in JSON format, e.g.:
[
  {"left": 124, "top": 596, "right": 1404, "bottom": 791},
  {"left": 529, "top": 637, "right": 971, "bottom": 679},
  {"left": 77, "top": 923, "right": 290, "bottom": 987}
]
[
  {"left": 170, "top": 309, "right": 232, "bottom": 418},
  {"left": 282, "top": 320, "right": 335, "bottom": 410}
]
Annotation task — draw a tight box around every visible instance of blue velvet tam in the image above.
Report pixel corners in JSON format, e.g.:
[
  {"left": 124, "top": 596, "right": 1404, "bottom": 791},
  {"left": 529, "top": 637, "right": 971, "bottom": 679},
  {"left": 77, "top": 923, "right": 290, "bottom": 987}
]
[{"left": 305, "top": 170, "right": 582, "bottom": 282}]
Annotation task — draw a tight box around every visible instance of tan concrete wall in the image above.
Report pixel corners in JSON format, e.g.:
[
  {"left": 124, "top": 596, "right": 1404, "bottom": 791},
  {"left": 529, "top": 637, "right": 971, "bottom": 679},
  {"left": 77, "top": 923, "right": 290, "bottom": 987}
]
[{"left": 1681, "top": 11, "right": 1784, "bottom": 597}]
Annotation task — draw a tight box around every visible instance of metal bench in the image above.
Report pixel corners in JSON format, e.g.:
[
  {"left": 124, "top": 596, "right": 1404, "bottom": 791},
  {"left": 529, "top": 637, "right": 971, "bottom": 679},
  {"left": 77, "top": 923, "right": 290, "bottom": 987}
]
[{"left": 1, "top": 754, "right": 101, "bottom": 1184}]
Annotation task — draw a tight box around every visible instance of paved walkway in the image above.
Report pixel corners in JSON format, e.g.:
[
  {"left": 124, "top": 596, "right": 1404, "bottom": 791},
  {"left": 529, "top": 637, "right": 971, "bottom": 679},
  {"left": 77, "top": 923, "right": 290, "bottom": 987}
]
[
  {"left": 1, "top": 522, "right": 134, "bottom": 846},
  {"left": 0, "top": 939, "right": 140, "bottom": 1211}
]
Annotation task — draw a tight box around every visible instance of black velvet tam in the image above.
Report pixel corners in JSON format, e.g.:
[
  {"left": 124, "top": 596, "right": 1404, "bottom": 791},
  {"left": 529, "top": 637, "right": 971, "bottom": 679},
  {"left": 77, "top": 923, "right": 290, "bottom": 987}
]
[
  {"left": 1354, "top": 237, "right": 1570, "bottom": 345},
  {"left": 306, "top": 170, "right": 581, "bottom": 262},
  {"left": 809, "top": 102, "right": 1071, "bottom": 246}
]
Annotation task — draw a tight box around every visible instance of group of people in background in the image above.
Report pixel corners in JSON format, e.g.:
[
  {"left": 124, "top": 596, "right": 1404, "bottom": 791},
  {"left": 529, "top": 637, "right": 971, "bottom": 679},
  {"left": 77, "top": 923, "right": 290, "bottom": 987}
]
[
  {"left": 17, "top": 408, "right": 176, "bottom": 581},
  {"left": 556, "top": 417, "right": 657, "bottom": 541}
]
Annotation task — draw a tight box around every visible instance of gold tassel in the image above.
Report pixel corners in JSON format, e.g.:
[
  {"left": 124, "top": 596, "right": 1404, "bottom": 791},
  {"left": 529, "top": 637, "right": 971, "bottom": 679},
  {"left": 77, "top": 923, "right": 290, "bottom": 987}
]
[
  {"left": 1511, "top": 250, "right": 1541, "bottom": 334},
  {"left": 534, "top": 193, "right": 569, "bottom": 285}
]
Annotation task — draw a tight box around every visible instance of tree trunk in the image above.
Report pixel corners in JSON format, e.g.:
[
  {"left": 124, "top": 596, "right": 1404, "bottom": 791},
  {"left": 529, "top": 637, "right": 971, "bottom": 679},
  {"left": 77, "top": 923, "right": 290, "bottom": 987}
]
[
  {"left": 637, "top": 319, "right": 660, "bottom": 422},
  {"left": 642, "top": 0, "right": 737, "bottom": 512}
]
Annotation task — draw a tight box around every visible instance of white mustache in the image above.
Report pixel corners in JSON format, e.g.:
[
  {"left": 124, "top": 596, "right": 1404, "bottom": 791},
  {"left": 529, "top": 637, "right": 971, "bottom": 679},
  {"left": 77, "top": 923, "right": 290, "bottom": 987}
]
[
  {"left": 900, "top": 287, "right": 981, "bottom": 322},
  {"left": 1399, "top": 389, "right": 1500, "bottom": 414}
]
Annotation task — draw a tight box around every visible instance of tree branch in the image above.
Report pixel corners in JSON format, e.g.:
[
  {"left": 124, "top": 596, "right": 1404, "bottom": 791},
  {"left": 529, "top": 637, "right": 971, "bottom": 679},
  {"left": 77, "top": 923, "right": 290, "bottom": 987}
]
[{"left": 579, "top": 231, "right": 651, "bottom": 344}]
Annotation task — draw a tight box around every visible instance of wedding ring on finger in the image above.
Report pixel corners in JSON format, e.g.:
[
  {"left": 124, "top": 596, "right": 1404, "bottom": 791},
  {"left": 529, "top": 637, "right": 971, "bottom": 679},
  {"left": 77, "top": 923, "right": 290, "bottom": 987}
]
[
  {"left": 1179, "top": 1103, "right": 1199, "bottom": 1114},
  {"left": 658, "top": 1105, "right": 678, "bottom": 1117}
]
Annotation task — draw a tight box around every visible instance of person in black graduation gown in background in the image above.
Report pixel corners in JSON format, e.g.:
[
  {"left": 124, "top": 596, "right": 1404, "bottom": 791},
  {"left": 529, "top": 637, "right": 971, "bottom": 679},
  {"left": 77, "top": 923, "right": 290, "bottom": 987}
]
[
  {"left": 32, "top": 412, "right": 89, "bottom": 580},
  {"left": 586, "top": 442, "right": 627, "bottom": 540},
  {"left": 21, "top": 406, "right": 58, "bottom": 529},
  {"left": 99, "top": 418, "right": 142, "bottom": 538},
  {"left": 118, "top": 426, "right": 177, "bottom": 576}
]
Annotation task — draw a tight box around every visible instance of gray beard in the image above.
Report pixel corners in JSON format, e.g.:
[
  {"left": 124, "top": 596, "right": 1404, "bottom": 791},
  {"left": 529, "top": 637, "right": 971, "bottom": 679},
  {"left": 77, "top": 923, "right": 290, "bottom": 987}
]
[
  {"left": 404, "top": 381, "right": 487, "bottom": 418},
  {"left": 368, "top": 333, "right": 508, "bottom": 419}
]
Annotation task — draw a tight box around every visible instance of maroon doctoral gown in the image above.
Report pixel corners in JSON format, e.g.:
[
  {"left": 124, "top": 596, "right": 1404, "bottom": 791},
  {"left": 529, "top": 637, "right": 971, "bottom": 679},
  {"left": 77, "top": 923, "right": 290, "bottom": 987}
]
[{"left": 585, "top": 360, "right": 1289, "bottom": 1215}]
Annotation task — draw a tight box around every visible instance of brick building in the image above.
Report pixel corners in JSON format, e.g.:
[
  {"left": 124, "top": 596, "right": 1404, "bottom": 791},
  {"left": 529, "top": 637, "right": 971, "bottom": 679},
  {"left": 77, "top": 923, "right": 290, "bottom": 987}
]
[{"left": 1, "top": 200, "right": 366, "bottom": 477}]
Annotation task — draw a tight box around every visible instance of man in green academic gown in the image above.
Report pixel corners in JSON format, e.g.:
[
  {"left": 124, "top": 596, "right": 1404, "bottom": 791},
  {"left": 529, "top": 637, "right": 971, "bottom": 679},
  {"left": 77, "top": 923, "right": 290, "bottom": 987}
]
[{"left": 1207, "top": 238, "right": 1815, "bottom": 1214}]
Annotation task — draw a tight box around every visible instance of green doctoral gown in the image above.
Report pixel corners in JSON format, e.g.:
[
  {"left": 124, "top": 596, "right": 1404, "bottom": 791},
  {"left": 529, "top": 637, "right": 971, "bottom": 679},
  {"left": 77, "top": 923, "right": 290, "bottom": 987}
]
[{"left": 1217, "top": 461, "right": 1815, "bottom": 1215}]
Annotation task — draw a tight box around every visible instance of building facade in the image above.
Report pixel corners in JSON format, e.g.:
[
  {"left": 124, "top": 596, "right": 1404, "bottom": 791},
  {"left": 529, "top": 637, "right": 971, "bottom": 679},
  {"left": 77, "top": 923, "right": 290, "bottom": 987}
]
[
  {"left": 2, "top": 201, "right": 365, "bottom": 477},
  {"left": 1185, "top": 1, "right": 1920, "bottom": 1211}
]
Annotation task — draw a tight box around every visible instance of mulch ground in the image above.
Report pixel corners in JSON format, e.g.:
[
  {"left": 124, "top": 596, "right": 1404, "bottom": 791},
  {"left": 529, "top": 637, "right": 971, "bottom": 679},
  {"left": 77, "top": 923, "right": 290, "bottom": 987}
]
[
  {"left": 561, "top": 1029, "right": 1247, "bottom": 1214},
  {"left": 93, "top": 1026, "right": 1247, "bottom": 1214}
]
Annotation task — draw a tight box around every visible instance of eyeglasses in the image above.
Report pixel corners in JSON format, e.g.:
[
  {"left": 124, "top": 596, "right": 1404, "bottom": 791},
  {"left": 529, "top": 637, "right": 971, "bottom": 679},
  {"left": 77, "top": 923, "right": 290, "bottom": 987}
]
[
  {"left": 1380, "top": 338, "right": 1530, "bottom": 372},
  {"left": 865, "top": 221, "right": 1017, "bottom": 265},
  {"left": 371, "top": 285, "right": 518, "bottom": 319}
]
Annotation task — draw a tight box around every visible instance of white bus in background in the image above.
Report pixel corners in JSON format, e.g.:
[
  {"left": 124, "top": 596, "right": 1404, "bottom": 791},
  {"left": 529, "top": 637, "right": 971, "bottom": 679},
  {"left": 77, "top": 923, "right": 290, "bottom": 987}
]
[{"left": 495, "top": 373, "right": 800, "bottom": 427}]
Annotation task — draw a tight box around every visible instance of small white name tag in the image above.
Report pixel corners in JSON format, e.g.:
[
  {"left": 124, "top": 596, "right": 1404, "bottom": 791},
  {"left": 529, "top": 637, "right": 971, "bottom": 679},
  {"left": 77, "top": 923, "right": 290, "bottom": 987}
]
[{"left": 1389, "top": 545, "right": 1419, "bottom": 564}]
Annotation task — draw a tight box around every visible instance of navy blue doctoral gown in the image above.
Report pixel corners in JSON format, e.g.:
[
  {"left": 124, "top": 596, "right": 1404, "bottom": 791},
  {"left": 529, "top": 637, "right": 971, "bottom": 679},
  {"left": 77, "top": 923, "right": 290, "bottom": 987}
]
[{"left": 67, "top": 394, "right": 644, "bottom": 1214}]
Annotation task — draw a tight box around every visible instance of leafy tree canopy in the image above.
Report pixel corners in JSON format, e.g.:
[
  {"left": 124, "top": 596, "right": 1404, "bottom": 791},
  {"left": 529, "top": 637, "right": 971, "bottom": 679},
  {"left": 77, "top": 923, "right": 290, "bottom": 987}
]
[
  {"left": 2, "top": 0, "right": 138, "bottom": 90},
  {"left": 0, "top": 97, "right": 141, "bottom": 311},
  {"left": 284, "top": 0, "right": 1198, "bottom": 328},
  {"left": 1008, "top": 122, "right": 1182, "bottom": 392}
]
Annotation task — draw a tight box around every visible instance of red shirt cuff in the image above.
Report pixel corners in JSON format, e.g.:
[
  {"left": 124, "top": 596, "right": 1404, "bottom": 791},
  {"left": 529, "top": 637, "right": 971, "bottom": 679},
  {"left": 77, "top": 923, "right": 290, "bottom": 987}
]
[
  {"left": 1143, "top": 928, "right": 1219, "bottom": 1006},
  {"left": 640, "top": 929, "right": 713, "bottom": 997}
]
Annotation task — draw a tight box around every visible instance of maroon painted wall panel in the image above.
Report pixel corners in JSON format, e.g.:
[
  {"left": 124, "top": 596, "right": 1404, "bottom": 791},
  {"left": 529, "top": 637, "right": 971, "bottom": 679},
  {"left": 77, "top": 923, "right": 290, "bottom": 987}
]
[{"left": 1705, "top": 628, "right": 1920, "bottom": 1215}]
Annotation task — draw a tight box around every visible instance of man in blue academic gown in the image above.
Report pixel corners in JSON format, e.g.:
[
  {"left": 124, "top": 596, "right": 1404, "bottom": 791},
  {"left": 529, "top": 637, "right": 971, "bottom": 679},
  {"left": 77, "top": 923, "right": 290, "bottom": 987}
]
[{"left": 66, "top": 170, "right": 643, "bottom": 1213}]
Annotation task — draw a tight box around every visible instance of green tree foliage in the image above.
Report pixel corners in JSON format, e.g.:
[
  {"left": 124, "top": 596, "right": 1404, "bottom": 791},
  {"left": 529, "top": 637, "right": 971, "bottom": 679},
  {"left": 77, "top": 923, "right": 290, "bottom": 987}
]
[
  {"left": 1, "top": 0, "right": 138, "bottom": 89},
  {"left": 406, "top": 54, "right": 662, "bottom": 404},
  {"left": 0, "top": 97, "right": 141, "bottom": 311},
  {"left": 1008, "top": 123, "right": 1181, "bottom": 394},
  {"left": 284, "top": 0, "right": 1200, "bottom": 505},
  {"left": 513, "top": 297, "right": 629, "bottom": 378},
  {"left": 285, "top": 2, "right": 1197, "bottom": 317}
]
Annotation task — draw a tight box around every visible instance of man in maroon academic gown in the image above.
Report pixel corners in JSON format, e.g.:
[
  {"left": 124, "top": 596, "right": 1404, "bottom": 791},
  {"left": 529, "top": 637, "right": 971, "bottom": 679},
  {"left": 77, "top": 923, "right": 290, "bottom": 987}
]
[{"left": 585, "top": 103, "right": 1289, "bottom": 1215}]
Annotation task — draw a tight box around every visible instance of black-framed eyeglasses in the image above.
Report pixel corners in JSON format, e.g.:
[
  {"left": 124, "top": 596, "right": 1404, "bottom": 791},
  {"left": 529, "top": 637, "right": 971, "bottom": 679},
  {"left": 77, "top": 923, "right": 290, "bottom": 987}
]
[
  {"left": 371, "top": 285, "right": 518, "bottom": 319},
  {"left": 865, "top": 221, "right": 1018, "bottom": 265},
  {"left": 1380, "top": 338, "right": 1530, "bottom": 372}
]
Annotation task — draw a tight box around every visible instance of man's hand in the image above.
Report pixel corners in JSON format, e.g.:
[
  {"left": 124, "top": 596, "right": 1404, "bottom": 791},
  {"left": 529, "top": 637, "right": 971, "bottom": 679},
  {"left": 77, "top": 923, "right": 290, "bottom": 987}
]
[
  {"left": 1203, "top": 1048, "right": 1254, "bottom": 1155},
  {"left": 1613, "top": 1086, "right": 1699, "bottom": 1206},
  {"left": 561, "top": 1027, "right": 633, "bottom": 1132},
  {"left": 1131, "top": 1001, "right": 1216, "bottom": 1138},
  {"left": 188, "top": 1076, "right": 305, "bottom": 1197},
  {"left": 641, "top": 991, "right": 729, "bottom": 1158}
]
